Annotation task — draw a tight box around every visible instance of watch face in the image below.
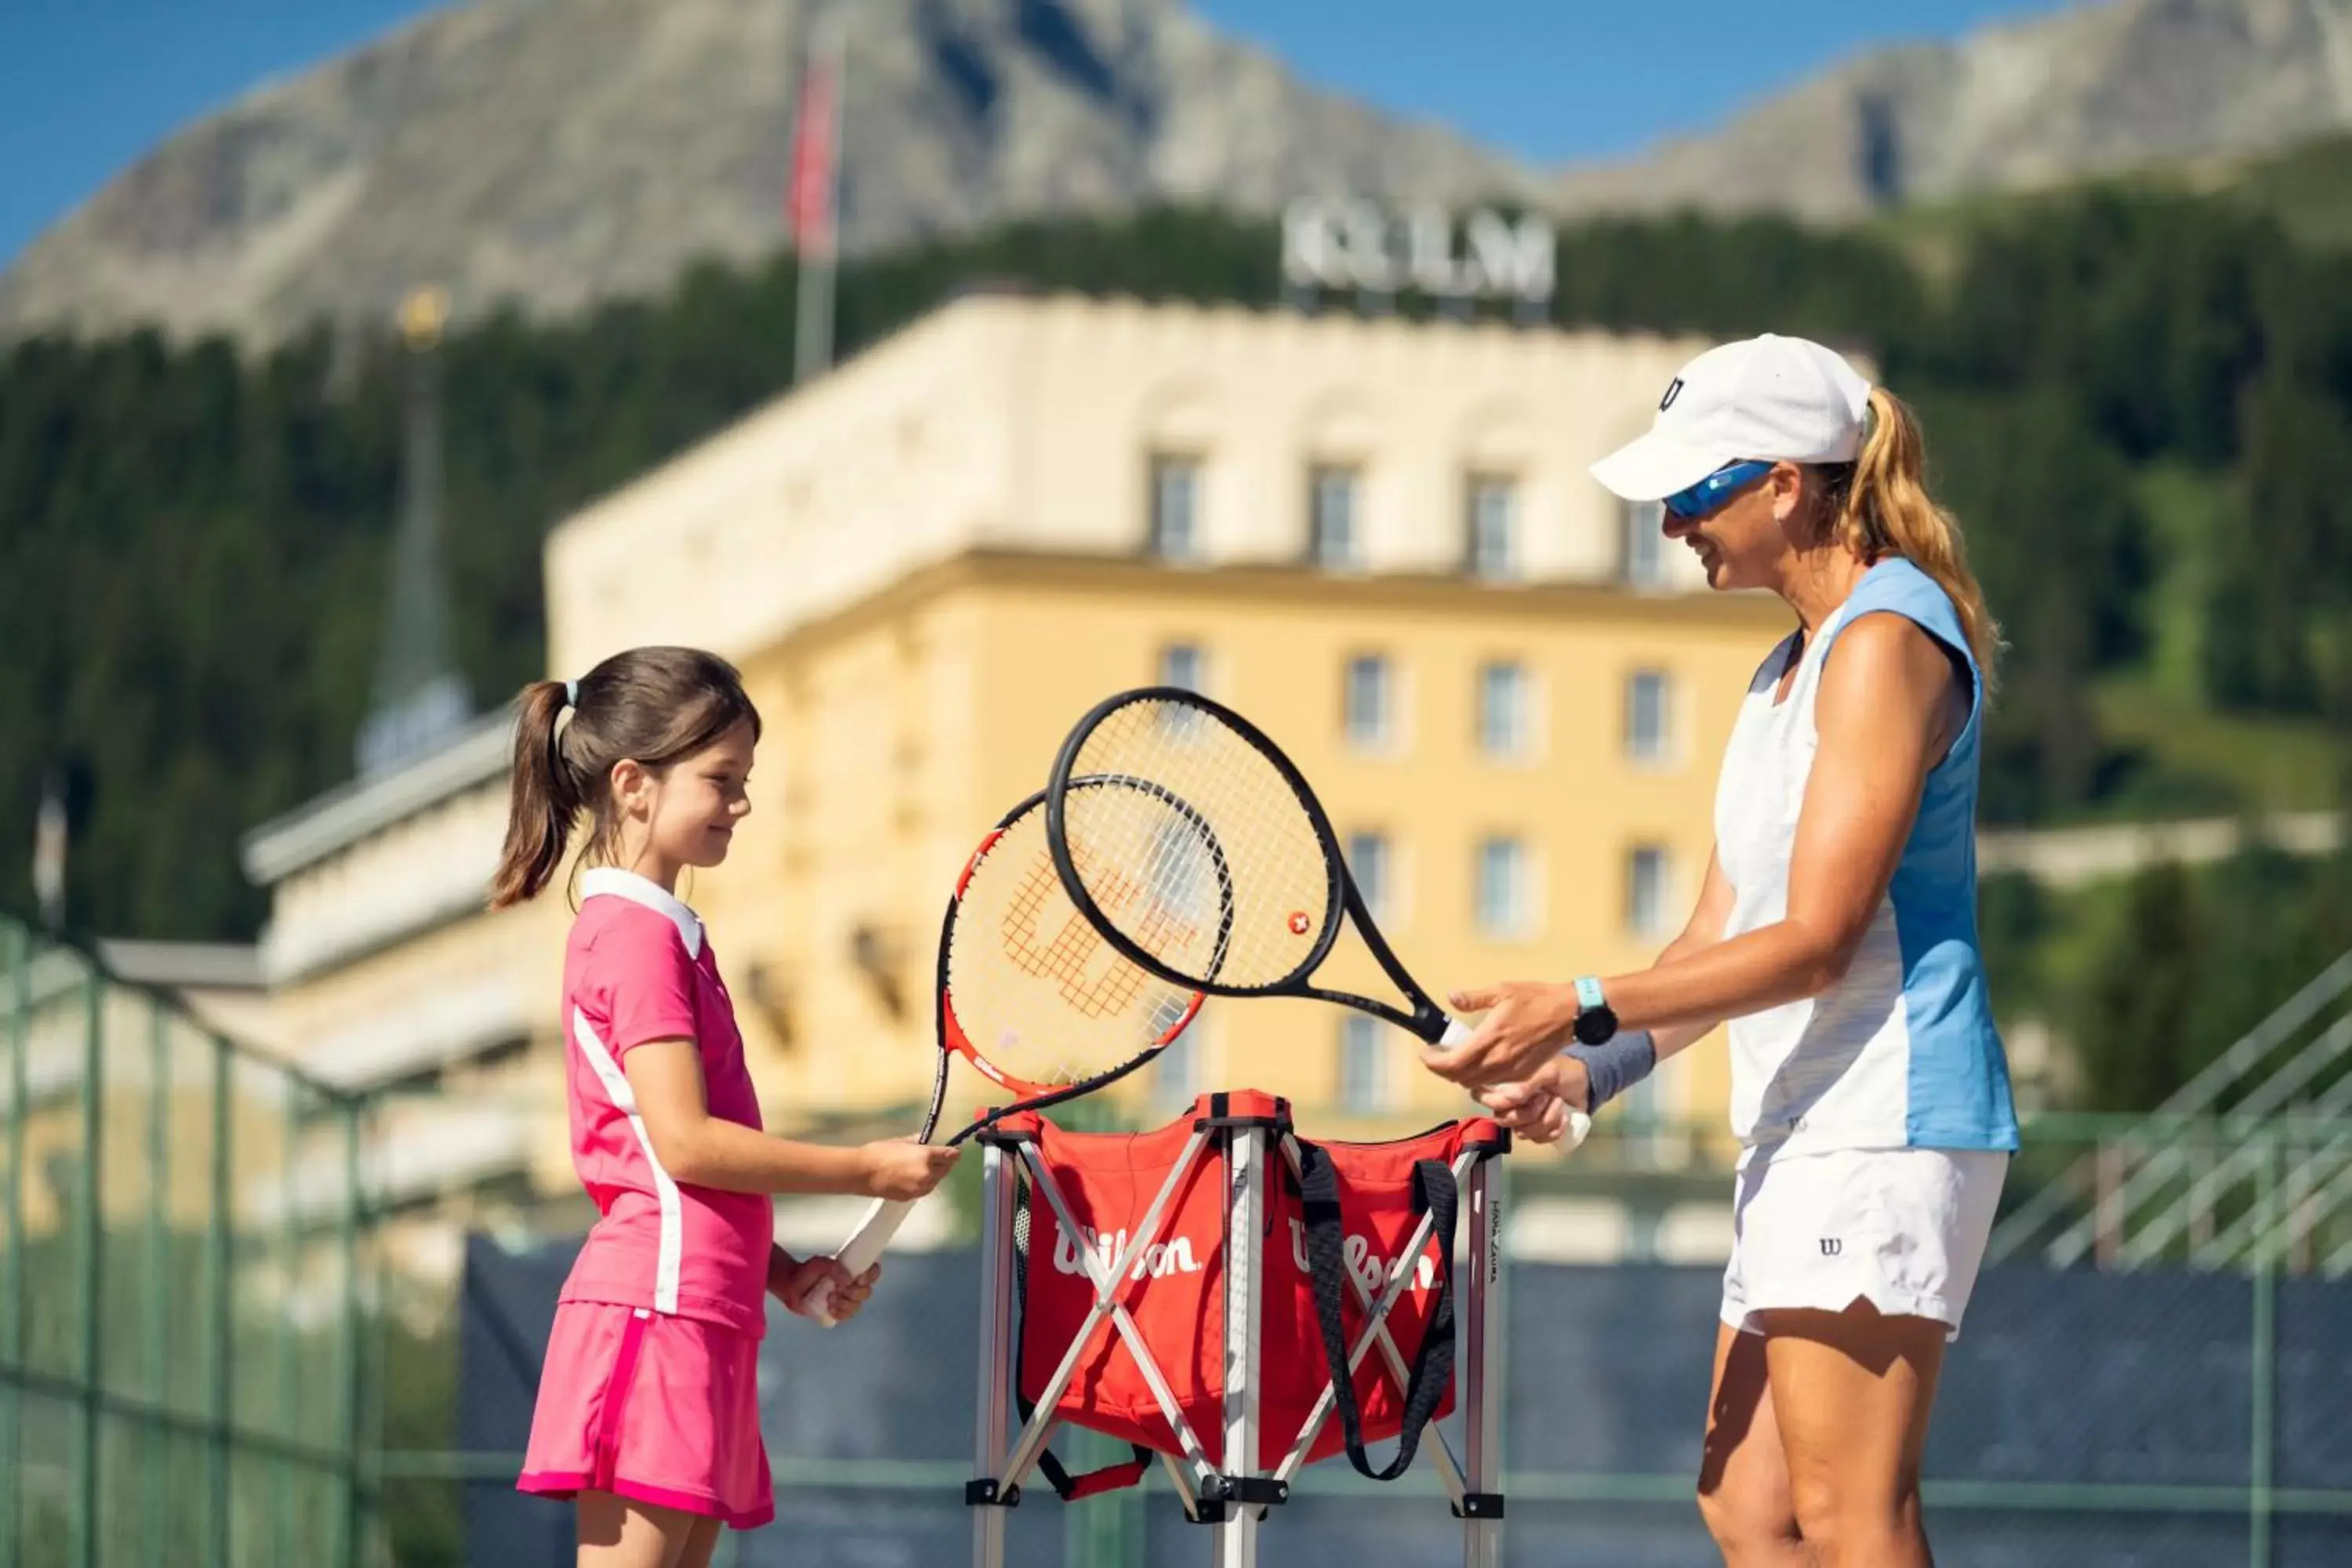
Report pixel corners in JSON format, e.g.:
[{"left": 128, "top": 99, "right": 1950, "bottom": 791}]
[{"left": 1575, "top": 1004, "right": 1618, "bottom": 1046}]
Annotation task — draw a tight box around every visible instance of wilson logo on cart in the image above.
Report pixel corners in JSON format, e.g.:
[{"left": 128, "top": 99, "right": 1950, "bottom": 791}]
[
  {"left": 1052, "top": 1225, "right": 1205, "bottom": 1281},
  {"left": 1287, "top": 1219, "right": 1438, "bottom": 1294}
]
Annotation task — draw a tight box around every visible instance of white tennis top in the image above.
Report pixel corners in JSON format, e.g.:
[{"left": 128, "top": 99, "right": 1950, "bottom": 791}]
[{"left": 1714, "top": 558, "right": 2020, "bottom": 1156}]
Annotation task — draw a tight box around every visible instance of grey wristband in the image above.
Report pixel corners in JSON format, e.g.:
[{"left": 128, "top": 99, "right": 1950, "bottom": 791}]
[{"left": 1563, "top": 1029, "right": 1657, "bottom": 1112}]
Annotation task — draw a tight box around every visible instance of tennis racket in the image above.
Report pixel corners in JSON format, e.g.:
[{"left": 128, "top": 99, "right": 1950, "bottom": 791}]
[
  {"left": 1044, "top": 686, "right": 1592, "bottom": 1147},
  {"left": 805, "top": 780, "right": 1209, "bottom": 1325}
]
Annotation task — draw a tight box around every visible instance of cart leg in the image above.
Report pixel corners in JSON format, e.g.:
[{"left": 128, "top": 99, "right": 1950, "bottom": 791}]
[
  {"left": 1461, "top": 1151, "right": 1506, "bottom": 1568},
  {"left": 1213, "top": 1123, "right": 1265, "bottom": 1568},
  {"left": 971, "top": 1141, "right": 1019, "bottom": 1568}
]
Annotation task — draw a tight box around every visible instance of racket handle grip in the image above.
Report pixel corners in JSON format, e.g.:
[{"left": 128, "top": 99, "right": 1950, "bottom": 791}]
[
  {"left": 806, "top": 1196, "right": 914, "bottom": 1328},
  {"left": 1439, "top": 1016, "right": 1476, "bottom": 1048}
]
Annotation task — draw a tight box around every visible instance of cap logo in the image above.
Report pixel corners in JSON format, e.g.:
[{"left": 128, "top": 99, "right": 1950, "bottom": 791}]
[{"left": 1658, "top": 376, "right": 1685, "bottom": 412}]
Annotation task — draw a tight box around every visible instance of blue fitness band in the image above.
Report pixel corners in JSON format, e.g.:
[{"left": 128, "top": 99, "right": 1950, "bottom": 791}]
[{"left": 1563, "top": 1030, "right": 1657, "bottom": 1113}]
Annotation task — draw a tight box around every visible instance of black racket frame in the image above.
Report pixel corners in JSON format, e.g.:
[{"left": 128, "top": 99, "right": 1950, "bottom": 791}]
[{"left": 1044, "top": 686, "right": 1454, "bottom": 1047}]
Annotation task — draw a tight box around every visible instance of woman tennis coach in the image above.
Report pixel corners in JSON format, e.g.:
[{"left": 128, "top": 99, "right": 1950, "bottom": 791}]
[{"left": 1424, "top": 334, "right": 2018, "bottom": 1568}]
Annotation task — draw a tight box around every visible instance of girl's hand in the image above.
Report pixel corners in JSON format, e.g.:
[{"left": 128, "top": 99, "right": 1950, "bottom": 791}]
[
  {"left": 1420, "top": 982, "right": 1582, "bottom": 1090},
  {"left": 857, "top": 1138, "right": 961, "bottom": 1201},
  {"left": 1473, "top": 1058, "right": 1591, "bottom": 1145},
  {"left": 773, "top": 1254, "right": 879, "bottom": 1320}
]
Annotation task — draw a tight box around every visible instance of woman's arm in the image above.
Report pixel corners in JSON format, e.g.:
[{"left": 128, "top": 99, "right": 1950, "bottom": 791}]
[
  {"left": 1428, "top": 612, "right": 1958, "bottom": 1090},
  {"left": 622, "top": 1040, "right": 959, "bottom": 1200}
]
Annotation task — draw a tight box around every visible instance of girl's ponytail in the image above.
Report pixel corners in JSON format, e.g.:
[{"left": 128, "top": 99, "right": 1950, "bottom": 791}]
[
  {"left": 490, "top": 679, "right": 583, "bottom": 909},
  {"left": 486, "top": 648, "right": 759, "bottom": 910}
]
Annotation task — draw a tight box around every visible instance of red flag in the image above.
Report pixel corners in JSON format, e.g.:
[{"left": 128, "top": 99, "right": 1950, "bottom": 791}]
[{"left": 786, "top": 49, "right": 837, "bottom": 256}]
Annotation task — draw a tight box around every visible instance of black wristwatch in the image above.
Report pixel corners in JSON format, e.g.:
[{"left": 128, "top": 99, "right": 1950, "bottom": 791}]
[{"left": 1571, "top": 976, "right": 1618, "bottom": 1046}]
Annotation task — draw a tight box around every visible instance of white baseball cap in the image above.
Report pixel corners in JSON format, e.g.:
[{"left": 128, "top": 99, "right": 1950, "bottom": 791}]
[{"left": 1591, "top": 334, "right": 1874, "bottom": 502}]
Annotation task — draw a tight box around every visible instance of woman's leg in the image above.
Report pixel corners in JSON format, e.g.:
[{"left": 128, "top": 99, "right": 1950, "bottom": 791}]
[
  {"left": 1756, "top": 1304, "right": 1947, "bottom": 1568},
  {"left": 1696, "top": 1322, "right": 1809, "bottom": 1567},
  {"left": 576, "top": 1490, "right": 700, "bottom": 1568}
]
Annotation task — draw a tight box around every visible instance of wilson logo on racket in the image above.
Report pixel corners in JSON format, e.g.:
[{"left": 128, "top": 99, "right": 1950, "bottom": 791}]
[{"left": 999, "top": 848, "right": 1197, "bottom": 1018}]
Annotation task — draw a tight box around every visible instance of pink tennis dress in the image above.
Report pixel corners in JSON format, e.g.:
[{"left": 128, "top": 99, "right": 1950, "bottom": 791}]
[{"left": 517, "top": 869, "right": 778, "bottom": 1528}]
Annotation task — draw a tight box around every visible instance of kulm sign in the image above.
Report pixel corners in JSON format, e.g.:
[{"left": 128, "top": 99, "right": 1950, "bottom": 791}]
[{"left": 1280, "top": 198, "right": 1555, "bottom": 307}]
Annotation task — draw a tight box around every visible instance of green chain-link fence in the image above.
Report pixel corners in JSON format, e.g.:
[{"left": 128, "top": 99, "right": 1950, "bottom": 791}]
[
  {"left": 0, "top": 920, "right": 368, "bottom": 1568},
  {"left": 12, "top": 912, "right": 2352, "bottom": 1566}
]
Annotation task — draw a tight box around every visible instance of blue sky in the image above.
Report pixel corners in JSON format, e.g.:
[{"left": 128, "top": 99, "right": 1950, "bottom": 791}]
[{"left": 0, "top": 0, "right": 2071, "bottom": 268}]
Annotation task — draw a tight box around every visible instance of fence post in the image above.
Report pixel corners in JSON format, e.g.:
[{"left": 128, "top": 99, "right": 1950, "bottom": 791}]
[
  {"left": 146, "top": 1000, "right": 171, "bottom": 1568},
  {"left": 276, "top": 1089, "right": 300, "bottom": 1566},
  {"left": 2, "top": 923, "right": 27, "bottom": 1564},
  {"left": 2250, "top": 1132, "right": 2276, "bottom": 1568},
  {"left": 208, "top": 1036, "right": 233, "bottom": 1568},
  {"left": 76, "top": 967, "right": 103, "bottom": 1568},
  {"left": 342, "top": 1099, "right": 364, "bottom": 1568}
]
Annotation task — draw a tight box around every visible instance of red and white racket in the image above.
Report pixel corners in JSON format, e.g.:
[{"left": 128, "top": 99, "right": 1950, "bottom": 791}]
[{"left": 806, "top": 781, "right": 1208, "bottom": 1325}]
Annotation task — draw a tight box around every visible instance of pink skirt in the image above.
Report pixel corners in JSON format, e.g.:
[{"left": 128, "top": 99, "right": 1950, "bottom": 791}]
[{"left": 517, "top": 1301, "right": 775, "bottom": 1529}]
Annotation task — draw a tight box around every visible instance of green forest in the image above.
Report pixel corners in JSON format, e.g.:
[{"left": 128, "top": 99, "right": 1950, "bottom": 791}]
[{"left": 5, "top": 153, "right": 2352, "bottom": 1111}]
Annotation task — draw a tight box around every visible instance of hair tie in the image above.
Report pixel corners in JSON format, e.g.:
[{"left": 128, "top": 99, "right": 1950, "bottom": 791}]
[{"left": 563, "top": 679, "right": 579, "bottom": 709}]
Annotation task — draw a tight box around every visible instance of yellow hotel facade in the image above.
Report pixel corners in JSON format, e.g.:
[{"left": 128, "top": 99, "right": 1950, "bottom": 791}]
[{"left": 243, "top": 290, "right": 1791, "bottom": 1255}]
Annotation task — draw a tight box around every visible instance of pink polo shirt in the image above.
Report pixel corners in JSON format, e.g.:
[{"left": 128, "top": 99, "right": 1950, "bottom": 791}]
[{"left": 555, "top": 869, "right": 774, "bottom": 1338}]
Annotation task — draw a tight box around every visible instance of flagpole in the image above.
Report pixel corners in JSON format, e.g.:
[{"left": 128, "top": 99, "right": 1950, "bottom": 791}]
[{"left": 793, "top": 10, "right": 846, "bottom": 385}]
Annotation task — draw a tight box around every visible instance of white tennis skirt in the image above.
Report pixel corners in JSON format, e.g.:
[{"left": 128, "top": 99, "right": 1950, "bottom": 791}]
[{"left": 1719, "top": 1144, "right": 2008, "bottom": 1341}]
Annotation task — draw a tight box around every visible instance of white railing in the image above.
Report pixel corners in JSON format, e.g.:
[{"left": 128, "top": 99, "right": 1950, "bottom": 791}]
[{"left": 1987, "top": 951, "right": 2352, "bottom": 1268}]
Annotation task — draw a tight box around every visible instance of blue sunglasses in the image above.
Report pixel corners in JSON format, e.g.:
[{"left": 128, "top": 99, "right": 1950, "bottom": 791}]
[{"left": 1662, "top": 459, "right": 1775, "bottom": 520}]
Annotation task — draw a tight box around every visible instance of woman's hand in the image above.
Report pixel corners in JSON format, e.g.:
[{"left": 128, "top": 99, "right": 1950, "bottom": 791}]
[
  {"left": 1472, "top": 1058, "right": 1592, "bottom": 1145},
  {"left": 1420, "top": 982, "right": 1582, "bottom": 1090}
]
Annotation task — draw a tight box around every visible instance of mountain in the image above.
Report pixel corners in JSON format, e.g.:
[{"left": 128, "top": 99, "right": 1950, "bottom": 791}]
[
  {"left": 7, "top": 0, "right": 2352, "bottom": 346},
  {"left": 0, "top": 0, "right": 1537, "bottom": 346},
  {"left": 1554, "top": 0, "right": 2352, "bottom": 220}
]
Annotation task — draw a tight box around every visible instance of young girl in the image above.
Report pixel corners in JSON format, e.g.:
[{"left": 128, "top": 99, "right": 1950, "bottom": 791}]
[{"left": 494, "top": 645, "right": 959, "bottom": 1568}]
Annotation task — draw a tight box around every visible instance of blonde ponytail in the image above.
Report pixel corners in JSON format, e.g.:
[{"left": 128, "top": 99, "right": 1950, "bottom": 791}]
[{"left": 1833, "top": 387, "right": 2002, "bottom": 690}]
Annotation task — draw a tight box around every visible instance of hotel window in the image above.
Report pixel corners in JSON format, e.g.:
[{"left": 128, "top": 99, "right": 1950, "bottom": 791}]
[
  {"left": 1344, "top": 654, "right": 1391, "bottom": 749},
  {"left": 1159, "top": 641, "right": 1207, "bottom": 695},
  {"left": 1621, "top": 498, "right": 1668, "bottom": 589},
  {"left": 1338, "top": 1014, "right": 1395, "bottom": 1113},
  {"left": 1157, "top": 1014, "right": 1203, "bottom": 1104},
  {"left": 1310, "top": 465, "right": 1363, "bottom": 570},
  {"left": 1625, "top": 669, "right": 1673, "bottom": 764},
  {"left": 1149, "top": 455, "right": 1202, "bottom": 561},
  {"left": 1476, "top": 836, "right": 1530, "bottom": 939},
  {"left": 1479, "top": 661, "right": 1530, "bottom": 760},
  {"left": 1627, "top": 844, "right": 1671, "bottom": 938},
  {"left": 1467, "top": 475, "right": 1518, "bottom": 580},
  {"left": 1346, "top": 831, "right": 1392, "bottom": 923}
]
